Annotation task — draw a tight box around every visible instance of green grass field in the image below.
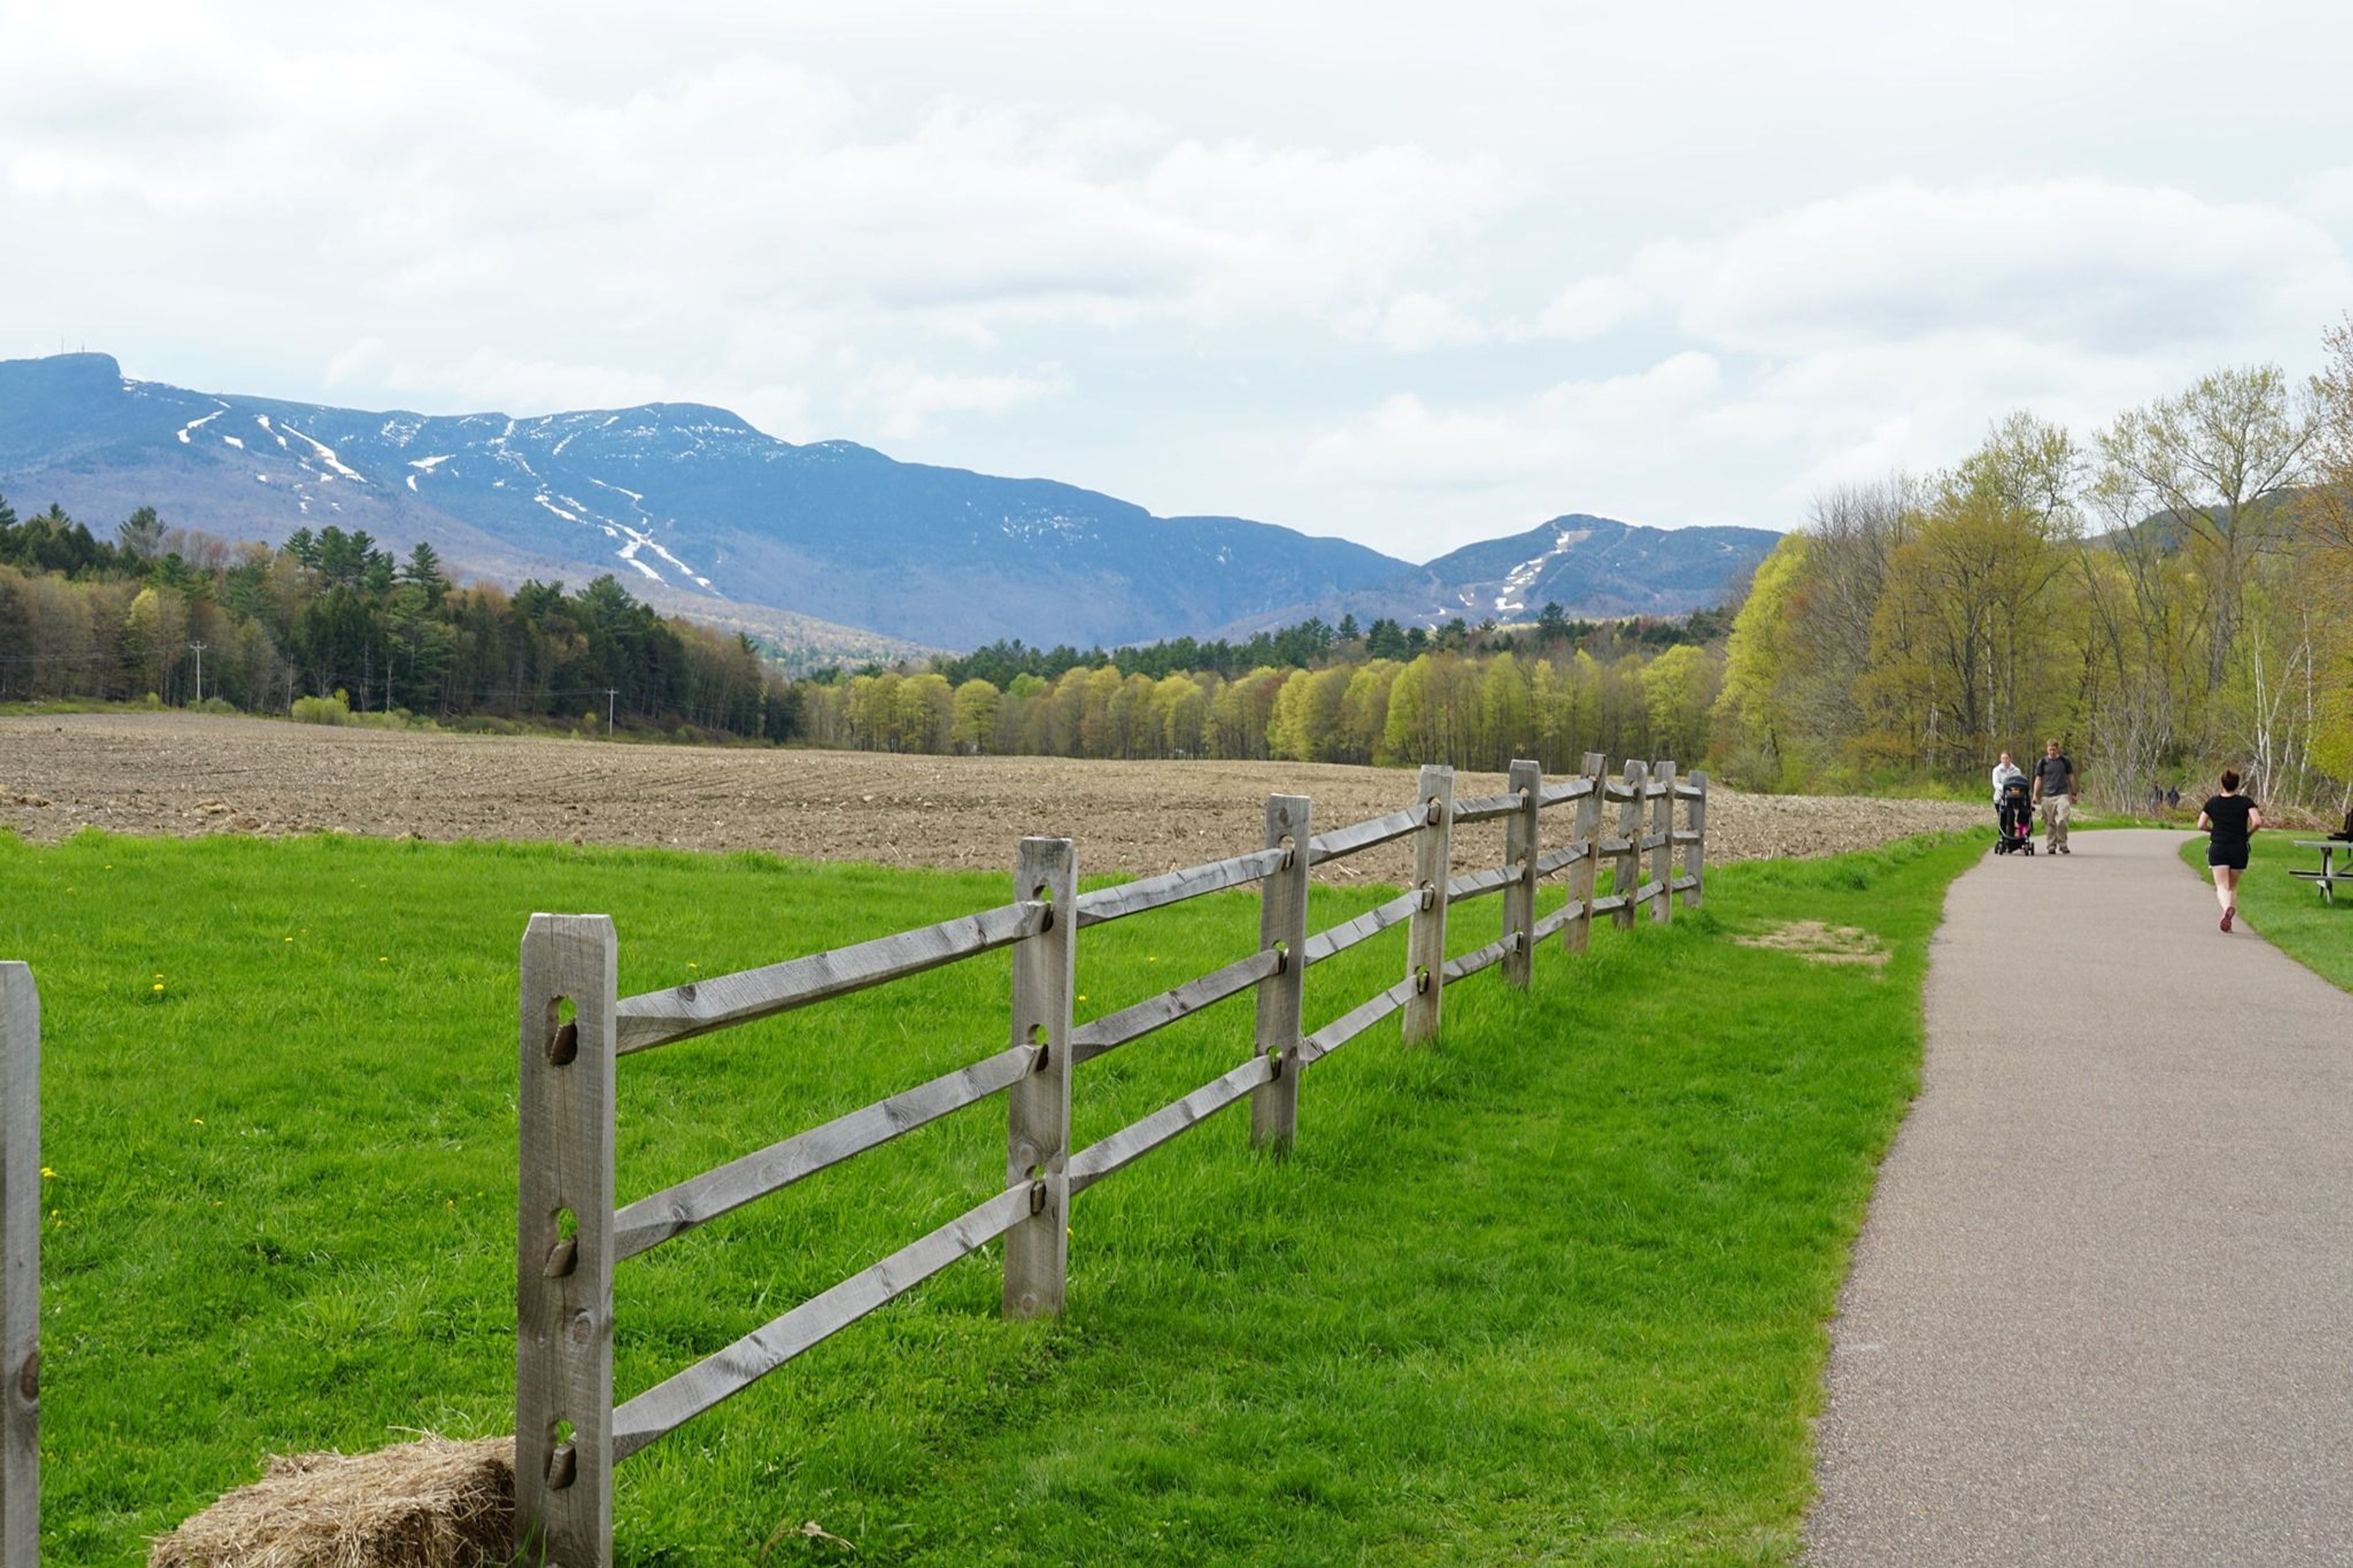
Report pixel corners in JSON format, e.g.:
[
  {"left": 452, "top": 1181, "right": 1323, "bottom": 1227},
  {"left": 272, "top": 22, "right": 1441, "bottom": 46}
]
[
  {"left": 0, "top": 825, "right": 1982, "bottom": 1566},
  {"left": 2177, "top": 830, "right": 2353, "bottom": 991}
]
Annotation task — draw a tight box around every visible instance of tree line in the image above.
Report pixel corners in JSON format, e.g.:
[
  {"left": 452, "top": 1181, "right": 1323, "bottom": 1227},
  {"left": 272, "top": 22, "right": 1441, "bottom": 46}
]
[
  {"left": 0, "top": 494, "right": 1734, "bottom": 769},
  {"left": 0, "top": 512, "right": 793, "bottom": 738},
  {"left": 798, "top": 635, "right": 1719, "bottom": 771},
  {"left": 1711, "top": 324, "right": 2353, "bottom": 819}
]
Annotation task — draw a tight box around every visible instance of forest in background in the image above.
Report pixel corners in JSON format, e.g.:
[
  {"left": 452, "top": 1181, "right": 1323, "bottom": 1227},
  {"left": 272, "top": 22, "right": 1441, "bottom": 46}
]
[
  {"left": 1711, "top": 320, "right": 2353, "bottom": 819},
  {"left": 3, "top": 320, "right": 2349, "bottom": 814},
  {"left": 0, "top": 494, "right": 1725, "bottom": 766}
]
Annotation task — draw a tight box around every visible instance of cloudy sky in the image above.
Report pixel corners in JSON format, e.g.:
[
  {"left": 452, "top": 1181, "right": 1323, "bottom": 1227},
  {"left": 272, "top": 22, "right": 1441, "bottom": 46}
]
[{"left": 5, "top": 1, "right": 2351, "bottom": 560}]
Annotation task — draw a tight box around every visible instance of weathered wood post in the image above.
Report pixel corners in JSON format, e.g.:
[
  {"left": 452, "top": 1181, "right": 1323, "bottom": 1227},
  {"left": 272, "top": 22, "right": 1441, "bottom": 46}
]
[
  {"left": 1005, "top": 837, "right": 1077, "bottom": 1318},
  {"left": 1649, "top": 760, "right": 1677, "bottom": 925},
  {"left": 517, "top": 915, "right": 619, "bottom": 1568},
  {"left": 1613, "top": 760, "right": 1647, "bottom": 931},
  {"left": 1252, "top": 795, "right": 1311, "bottom": 1153},
  {"left": 0, "top": 964, "right": 34, "bottom": 1568},
  {"left": 1502, "top": 759, "right": 1541, "bottom": 988},
  {"left": 1566, "top": 752, "right": 1605, "bottom": 954},
  {"left": 1683, "top": 771, "right": 1708, "bottom": 909},
  {"left": 1403, "top": 763, "right": 1455, "bottom": 1045}
]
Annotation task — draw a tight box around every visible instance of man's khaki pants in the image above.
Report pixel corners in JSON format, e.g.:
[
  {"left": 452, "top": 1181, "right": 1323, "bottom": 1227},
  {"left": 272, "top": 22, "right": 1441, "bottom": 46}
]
[{"left": 2042, "top": 793, "right": 2071, "bottom": 851}]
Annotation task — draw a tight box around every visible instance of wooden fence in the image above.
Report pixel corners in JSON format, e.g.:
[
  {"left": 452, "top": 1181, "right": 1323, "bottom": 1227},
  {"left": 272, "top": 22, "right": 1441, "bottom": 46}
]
[
  {"left": 0, "top": 964, "right": 36, "bottom": 1568},
  {"left": 515, "top": 756, "right": 1707, "bottom": 1566}
]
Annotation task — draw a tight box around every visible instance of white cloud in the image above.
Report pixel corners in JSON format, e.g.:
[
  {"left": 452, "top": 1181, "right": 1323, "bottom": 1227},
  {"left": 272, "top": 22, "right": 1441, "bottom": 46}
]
[
  {"left": 1290, "top": 176, "right": 2352, "bottom": 547},
  {"left": 1300, "top": 352, "right": 1722, "bottom": 491},
  {"left": 7, "top": 4, "right": 2353, "bottom": 557},
  {"left": 846, "top": 363, "right": 1071, "bottom": 440},
  {"left": 1352, "top": 293, "right": 1493, "bottom": 352},
  {"left": 1605, "top": 180, "right": 2351, "bottom": 358},
  {"left": 1533, "top": 276, "right": 1643, "bottom": 341}
]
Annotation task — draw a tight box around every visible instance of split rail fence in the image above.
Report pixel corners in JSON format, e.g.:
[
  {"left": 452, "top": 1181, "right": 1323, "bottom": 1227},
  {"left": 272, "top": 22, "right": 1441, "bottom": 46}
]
[{"left": 517, "top": 755, "right": 1707, "bottom": 1566}]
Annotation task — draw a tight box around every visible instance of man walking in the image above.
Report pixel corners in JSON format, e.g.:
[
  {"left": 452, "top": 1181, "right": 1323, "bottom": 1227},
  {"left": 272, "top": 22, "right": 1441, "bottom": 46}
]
[{"left": 2032, "top": 738, "right": 2075, "bottom": 855}]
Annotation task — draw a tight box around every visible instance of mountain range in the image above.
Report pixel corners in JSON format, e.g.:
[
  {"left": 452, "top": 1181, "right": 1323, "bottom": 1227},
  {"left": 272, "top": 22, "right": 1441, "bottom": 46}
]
[{"left": 0, "top": 352, "right": 1778, "bottom": 653}]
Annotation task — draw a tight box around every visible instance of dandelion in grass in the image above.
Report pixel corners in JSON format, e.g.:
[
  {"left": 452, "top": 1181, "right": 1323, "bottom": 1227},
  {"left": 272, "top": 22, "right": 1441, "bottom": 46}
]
[
  {"left": 39, "top": 1168, "right": 53, "bottom": 1181},
  {"left": 152, "top": 983, "right": 164, "bottom": 994},
  {"left": 192, "top": 1118, "right": 204, "bottom": 1127}
]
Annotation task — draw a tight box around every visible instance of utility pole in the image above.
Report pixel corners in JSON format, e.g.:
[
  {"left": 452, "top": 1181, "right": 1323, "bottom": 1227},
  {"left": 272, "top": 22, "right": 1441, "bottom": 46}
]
[
  {"left": 189, "top": 640, "right": 206, "bottom": 706},
  {"left": 605, "top": 687, "right": 617, "bottom": 739}
]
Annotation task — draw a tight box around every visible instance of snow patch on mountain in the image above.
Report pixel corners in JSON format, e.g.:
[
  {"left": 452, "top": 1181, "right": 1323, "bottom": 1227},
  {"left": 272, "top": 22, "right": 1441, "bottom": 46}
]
[
  {"left": 1493, "top": 525, "right": 1591, "bottom": 613},
  {"left": 1000, "top": 512, "right": 1092, "bottom": 542},
  {"left": 176, "top": 405, "right": 227, "bottom": 444},
  {"left": 282, "top": 425, "right": 368, "bottom": 483}
]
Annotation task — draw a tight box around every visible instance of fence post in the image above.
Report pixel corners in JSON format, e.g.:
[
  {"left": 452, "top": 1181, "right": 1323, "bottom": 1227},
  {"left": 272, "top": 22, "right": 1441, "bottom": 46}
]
[
  {"left": 517, "top": 915, "right": 618, "bottom": 1568},
  {"left": 1566, "top": 752, "right": 1605, "bottom": 954},
  {"left": 0, "top": 964, "right": 34, "bottom": 1568},
  {"left": 1251, "top": 795, "right": 1311, "bottom": 1154},
  {"left": 1649, "top": 760, "right": 1677, "bottom": 925},
  {"left": 1403, "top": 763, "right": 1455, "bottom": 1045},
  {"left": 1613, "top": 760, "right": 1646, "bottom": 931},
  {"left": 1502, "top": 759, "right": 1540, "bottom": 989},
  {"left": 1684, "top": 771, "right": 1707, "bottom": 909},
  {"left": 1005, "top": 837, "right": 1077, "bottom": 1319}
]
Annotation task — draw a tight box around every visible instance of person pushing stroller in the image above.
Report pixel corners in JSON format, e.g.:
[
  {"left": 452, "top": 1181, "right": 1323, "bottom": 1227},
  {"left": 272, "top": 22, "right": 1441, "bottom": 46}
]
[{"left": 1991, "top": 751, "right": 2034, "bottom": 855}]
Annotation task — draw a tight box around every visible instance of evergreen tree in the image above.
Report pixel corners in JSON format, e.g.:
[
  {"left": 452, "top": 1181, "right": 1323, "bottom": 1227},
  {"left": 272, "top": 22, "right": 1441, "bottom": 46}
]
[{"left": 118, "top": 505, "right": 167, "bottom": 561}]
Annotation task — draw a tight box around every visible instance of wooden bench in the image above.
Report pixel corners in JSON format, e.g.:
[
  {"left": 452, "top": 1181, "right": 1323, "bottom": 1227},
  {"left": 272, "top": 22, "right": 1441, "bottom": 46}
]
[{"left": 2289, "top": 840, "right": 2346, "bottom": 906}]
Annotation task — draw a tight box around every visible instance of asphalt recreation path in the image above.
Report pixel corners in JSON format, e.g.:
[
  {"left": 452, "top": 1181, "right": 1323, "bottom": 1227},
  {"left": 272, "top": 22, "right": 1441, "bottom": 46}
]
[{"left": 1806, "top": 829, "right": 2353, "bottom": 1566}]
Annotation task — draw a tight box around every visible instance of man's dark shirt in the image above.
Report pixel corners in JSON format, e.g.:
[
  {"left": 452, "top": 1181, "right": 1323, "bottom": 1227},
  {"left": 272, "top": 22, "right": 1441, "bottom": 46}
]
[
  {"left": 2203, "top": 795, "right": 2254, "bottom": 857},
  {"left": 2034, "top": 754, "right": 2073, "bottom": 797}
]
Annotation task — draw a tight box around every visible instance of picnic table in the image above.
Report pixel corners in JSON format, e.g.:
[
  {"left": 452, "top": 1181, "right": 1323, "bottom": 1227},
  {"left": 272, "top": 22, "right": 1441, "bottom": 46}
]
[{"left": 2290, "top": 840, "right": 2346, "bottom": 905}]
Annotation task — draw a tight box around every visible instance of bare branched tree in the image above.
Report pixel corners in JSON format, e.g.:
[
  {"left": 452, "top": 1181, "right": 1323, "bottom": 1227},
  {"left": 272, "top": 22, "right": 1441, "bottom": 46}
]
[{"left": 2094, "top": 365, "right": 2318, "bottom": 694}]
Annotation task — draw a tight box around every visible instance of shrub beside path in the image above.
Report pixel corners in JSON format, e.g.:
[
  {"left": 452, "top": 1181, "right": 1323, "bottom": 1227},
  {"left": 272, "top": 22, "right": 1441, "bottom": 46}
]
[{"left": 1807, "top": 828, "right": 2353, "bottom": 1565}]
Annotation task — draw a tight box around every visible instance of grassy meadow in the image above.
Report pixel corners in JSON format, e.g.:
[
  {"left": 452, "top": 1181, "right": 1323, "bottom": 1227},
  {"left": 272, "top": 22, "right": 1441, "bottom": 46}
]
[{"left": 0, "top": 824, "right": 1984, "bottom": 1566}]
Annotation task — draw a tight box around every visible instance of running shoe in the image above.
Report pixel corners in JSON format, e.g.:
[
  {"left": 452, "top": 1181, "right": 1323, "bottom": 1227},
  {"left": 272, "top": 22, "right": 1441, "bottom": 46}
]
[{"left": 2221, "top": 908, "right": 2235, "bottom": 933}]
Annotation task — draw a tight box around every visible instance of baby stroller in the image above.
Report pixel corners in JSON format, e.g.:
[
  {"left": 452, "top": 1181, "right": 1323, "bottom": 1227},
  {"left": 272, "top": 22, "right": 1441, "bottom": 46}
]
[{"left": 1995, "top": 774, "right": 2036, "bottom": 855}]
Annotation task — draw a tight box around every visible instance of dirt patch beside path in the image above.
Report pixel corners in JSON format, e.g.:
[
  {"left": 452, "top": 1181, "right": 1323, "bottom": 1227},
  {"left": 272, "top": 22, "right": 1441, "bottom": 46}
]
[
  {"left": 1733, "top": 920, "right": 1893, "bottom": 965},
  {"left": 0, "top": 713, "right": 1981, "bottom": 881}
]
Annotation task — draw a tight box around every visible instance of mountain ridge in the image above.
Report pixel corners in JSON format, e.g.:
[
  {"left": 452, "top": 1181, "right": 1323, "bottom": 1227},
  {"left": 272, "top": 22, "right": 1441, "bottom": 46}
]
[{"left": 0, "top": 352, "right": 1778, "bottom": 651}]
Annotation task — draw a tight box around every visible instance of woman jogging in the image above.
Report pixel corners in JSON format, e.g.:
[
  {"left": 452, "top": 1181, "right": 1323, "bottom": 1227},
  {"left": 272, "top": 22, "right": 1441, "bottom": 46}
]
[{"left": 2197, "top": 769, "right": 2262, "bottom": 933}]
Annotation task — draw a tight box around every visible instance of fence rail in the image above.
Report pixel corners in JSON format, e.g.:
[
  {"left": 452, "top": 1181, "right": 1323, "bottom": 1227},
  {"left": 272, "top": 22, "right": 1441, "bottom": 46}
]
[{"left": 515, "top": 757, "right": 1705, "bottom": 1566}]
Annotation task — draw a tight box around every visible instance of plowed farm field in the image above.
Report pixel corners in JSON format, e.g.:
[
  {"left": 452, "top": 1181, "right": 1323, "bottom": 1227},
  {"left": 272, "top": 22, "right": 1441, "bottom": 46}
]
[{"left": 0, "top": 713, "right": 1980, "bottom": 880}]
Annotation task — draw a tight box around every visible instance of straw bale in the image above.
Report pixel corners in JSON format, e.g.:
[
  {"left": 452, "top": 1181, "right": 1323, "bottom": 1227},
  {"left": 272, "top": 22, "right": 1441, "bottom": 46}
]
[{"left": 148, "top": 1435, "right": 514, "bottom": 1568}]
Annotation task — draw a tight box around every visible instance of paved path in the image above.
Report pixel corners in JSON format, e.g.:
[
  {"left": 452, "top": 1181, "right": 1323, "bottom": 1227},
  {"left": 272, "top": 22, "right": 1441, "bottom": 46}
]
[{"left": 1808, "top": 830, "right": 2353, "bottom": 1566}]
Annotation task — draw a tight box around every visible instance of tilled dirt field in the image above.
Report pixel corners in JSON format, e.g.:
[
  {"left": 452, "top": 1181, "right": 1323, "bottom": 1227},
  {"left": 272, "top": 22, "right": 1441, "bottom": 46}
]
[{"left": 0, "top": 713, "right": 1980, "bottom": 882}]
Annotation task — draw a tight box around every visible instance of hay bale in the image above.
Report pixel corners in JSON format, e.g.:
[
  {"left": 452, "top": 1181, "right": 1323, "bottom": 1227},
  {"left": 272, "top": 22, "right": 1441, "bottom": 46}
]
[{"left": 149, "top": 1435, "right": 515, "bottom": 1568}]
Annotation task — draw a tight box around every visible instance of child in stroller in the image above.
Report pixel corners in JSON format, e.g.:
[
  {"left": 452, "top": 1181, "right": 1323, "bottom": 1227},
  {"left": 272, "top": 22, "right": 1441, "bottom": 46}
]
[{"left": 1996, "top": 773, "right": 2036, "bottom": 855}]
